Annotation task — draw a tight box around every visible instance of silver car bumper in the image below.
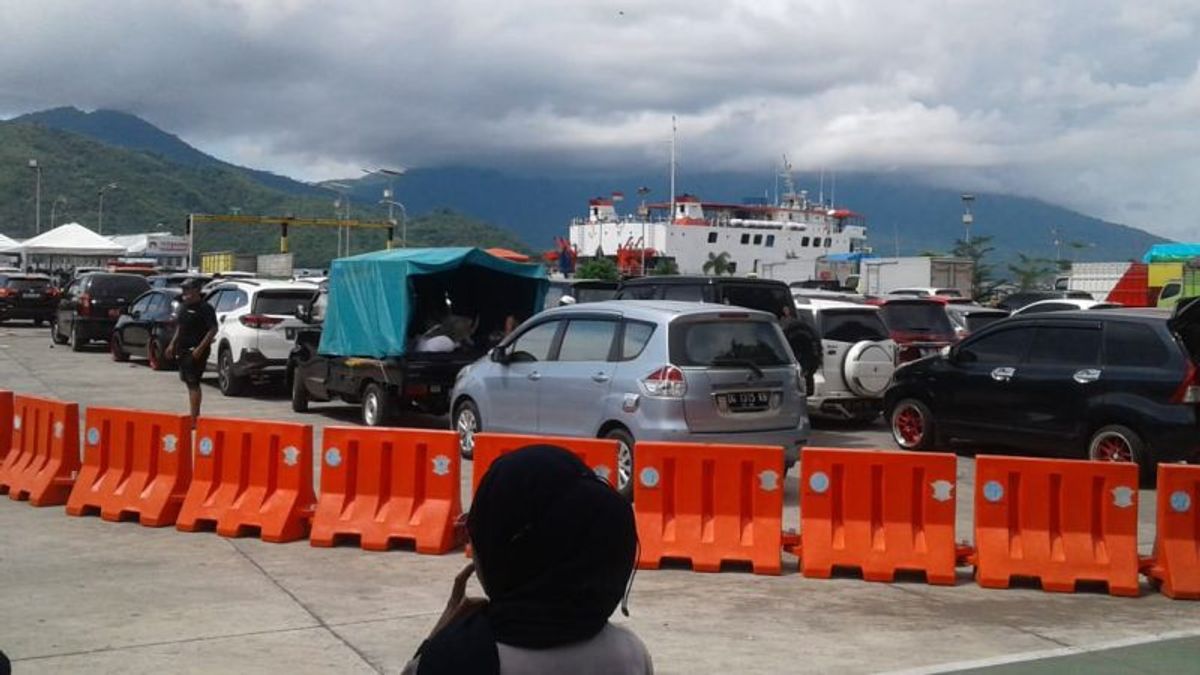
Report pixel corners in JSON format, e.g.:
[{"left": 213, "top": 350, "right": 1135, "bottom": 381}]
[{"left": 633, "top": 422, "right": 808, "bottom": 468}]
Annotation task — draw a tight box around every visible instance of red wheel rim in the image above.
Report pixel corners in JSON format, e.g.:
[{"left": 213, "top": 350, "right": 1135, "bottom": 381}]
[
  {"left": 895, "top": 406, "right": 924, "bottom": 446},
  {"left": 1093, "top": 435, "right": 1132, "bottom": 462}
]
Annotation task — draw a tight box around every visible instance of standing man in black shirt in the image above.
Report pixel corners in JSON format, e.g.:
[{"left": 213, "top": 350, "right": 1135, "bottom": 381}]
[{"left": 166, "top": 278, "right": 218, "bottom": 428}]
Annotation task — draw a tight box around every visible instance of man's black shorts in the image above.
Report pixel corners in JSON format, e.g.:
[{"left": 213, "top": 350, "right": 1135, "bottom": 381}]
[{"left": 179, "top": 351, "right": 205, "bottom": 387}]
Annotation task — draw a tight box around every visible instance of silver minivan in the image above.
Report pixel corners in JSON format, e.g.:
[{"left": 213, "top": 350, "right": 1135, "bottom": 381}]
[{"left": 451, "top": 301, "right": 811, "bottom": 494}]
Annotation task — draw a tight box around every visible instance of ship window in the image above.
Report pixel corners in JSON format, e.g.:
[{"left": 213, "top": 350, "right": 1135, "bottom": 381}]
[
  {"left": 801, "top": 236, "right": 810, "bottom": 246},
  {"left": 753, "top": 234, "right": 763, "bottom": 245},
  {"left": 766, "top": 235, "right": 775, "bottom": 247},
  {"left": 740, "top": 234, "right": 750, "bottom": 245},
  {"left": 707, "top": 232, "right": 718, "bottom": 244},
  {"left": 824, "top": 238, "right": 832, "bottom": 247}
]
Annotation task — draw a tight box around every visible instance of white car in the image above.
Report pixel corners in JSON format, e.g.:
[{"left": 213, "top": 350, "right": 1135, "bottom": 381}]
[
  {"left": 796, "top": 298, "right": 897, "bottom": 422},
  {"left": 204, "top": 279, "right": 318, "bottom": 396},
  {"left": 888, "top": 287, "right": 965, "bottom": 299},
  {"left": 1010, "top": 298, "right": 1122, "bottom": 316}
]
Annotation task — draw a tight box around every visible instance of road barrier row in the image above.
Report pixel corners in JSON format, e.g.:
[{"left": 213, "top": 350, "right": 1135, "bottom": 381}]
[{"left": 2, "top": 389, "right": 1196, "bottom": 600}]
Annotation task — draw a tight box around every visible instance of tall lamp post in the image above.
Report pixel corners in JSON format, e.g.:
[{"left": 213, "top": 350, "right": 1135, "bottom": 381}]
[
  {"left": 363, "top": 167, "right": 406, "bottom": 249},
  {"left": 97, "top": 182, "right": 118, "bottom": 235},
  {"left": 960, "top": 193, "right": 975, "bottom": 245},
  {"left": 325, "top": 182, "right": 352, "bottom": 256},
  {"left": 27, "top": 159, "right": 42, "bottom": 234},
  {"left": 380, "top": 199, "right": 408, "bottom": 249}
]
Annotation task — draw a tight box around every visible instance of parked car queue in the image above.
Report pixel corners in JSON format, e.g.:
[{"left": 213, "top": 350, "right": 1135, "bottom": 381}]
[{"left": 32, "top": 267, "right": 1200, "bottom": 493}]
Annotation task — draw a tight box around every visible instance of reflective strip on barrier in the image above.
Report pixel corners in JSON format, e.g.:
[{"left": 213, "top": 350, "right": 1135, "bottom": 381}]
[
  {"left": 974, "top": 455, "right": 1140, "bottom": 596},
  {"left": 177, "top": 416, "right": 315, "bottom": 543},
  {"left": 1147, "top": 463, "right": 1200, "bottom": 600},
  {"left": 635, "top": 441, "right": 783, "bottom": 575},
  {"left": 311, "top": 427, "right": 463, "bottom": 554},
  {"left": 66, "top": 407, "right": 192, "bottom": 527},
  {"left": 471, "top": 433, "right": 620, "bottom": 494},
  {"left": 800, "top": 447, "right": 958, "bottom": 585},
  {"left": 0, "top": 394, "right": 79, "bottom": 506}
]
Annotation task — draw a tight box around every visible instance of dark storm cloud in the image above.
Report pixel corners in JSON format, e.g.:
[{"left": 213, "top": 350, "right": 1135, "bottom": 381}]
[{"left": 2, "top": 0, "right": 1199, "bottom": 238}]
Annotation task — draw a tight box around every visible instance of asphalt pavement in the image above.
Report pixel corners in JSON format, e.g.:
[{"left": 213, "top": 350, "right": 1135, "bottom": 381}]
[{"left": 1, "top": 322, "right": 1195, "bottom": 674}]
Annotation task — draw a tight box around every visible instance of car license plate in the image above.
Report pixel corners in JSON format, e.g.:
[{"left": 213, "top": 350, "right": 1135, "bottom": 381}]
[
  {"left": 108, "top": 308, "right": 120, "bottom": 318},
  {"left": 285, "top": 328, "right": 297, "bottom": 339},
  {"left": 724, "top": 391, "right": 771, "bottom": 412},
  {"left": 22, "top": 293, "right": 40, "bottom": 299}
]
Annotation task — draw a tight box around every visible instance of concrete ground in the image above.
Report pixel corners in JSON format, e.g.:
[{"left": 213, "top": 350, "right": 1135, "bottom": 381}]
[{"left": 0, "top": 323, "right": 1196, "bottom": 674}]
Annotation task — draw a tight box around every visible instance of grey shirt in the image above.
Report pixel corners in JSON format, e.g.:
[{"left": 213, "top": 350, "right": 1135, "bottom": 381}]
[{"left": 403, "top": 623, "right": 653, "bottom": 675}]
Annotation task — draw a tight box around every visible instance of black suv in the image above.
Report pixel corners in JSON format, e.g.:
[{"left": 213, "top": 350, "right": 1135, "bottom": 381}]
[
  {"left": 51, "top": 273, "right": 152, "bottom": 351},
  {"left": 0, "top": 274, "right": 59, "bottom": 325},
  {"left": 885, "top": 301, "right": 1199, "bottom": 485}
]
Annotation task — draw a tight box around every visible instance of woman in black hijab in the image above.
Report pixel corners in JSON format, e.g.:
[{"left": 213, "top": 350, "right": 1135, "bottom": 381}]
[{"left": 407, "top": 445, "right": 651, "bottom": 674}]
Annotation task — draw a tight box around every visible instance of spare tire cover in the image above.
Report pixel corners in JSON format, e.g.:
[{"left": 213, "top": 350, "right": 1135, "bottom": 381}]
[{"left": 842, "top": 341, "right": 895, "bottom": 397}]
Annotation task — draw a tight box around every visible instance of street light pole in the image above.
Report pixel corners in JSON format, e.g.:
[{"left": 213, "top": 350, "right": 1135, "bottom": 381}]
[
  {"left": 97, "top": 182, "right": 118, "bottom": 235},
  {"left": 960, "top": 193, "right": 975, "bottom": 245},
  {"left": 380, "top": 200, "right": 408, "bottom": 249},
  {"left": 28, "top": 159, "right": 42, "bottom": 234},
  {"left": 363, "top": 167, "right": 406, "bottom": 249},
  {"left": 49, "top": 196, "right": 66, "bottom": 228}
]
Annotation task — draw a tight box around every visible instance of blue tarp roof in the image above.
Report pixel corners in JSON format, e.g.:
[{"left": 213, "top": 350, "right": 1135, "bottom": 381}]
[
  {"left": 1143, "top": 243, "right": 1200, "bottom": 263},
  {"left": 822, "top": 252, "right": 876, "bottom": 262},
  {"left": 319, "top": 247, "right": 548, "bottom": 358}
]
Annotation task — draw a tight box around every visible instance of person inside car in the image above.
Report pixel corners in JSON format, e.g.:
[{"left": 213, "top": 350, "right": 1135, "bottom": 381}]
[{"left": 405, "top": 445, "right": 651, "bottom": 675}]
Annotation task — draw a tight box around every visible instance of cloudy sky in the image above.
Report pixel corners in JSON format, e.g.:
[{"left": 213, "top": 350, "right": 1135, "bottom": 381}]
[{"left": 2, "top": 0, "right": 1198, "bottom": 239}]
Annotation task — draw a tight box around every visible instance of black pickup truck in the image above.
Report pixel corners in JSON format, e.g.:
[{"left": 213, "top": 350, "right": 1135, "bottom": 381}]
[{"left": 288, "top": 248, "right": 547, "bottom": 426}]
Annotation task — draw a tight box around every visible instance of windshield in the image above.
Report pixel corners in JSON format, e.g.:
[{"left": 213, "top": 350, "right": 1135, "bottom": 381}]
[
  {"left": 90, "top": 275, "right": 151, "bottom": 298},
  {"left": 670, "top": 319, "right": 791, "bottom": 367},
  {"left": 821, "top": 310, "right": 889, "bottom": 342},
  {"left": 721, "top": 284, "right": 793, "bottom": 317},
  {"left": 880, "top": 302, "right": 955, "bottom": 335},
  {"left": 254, "top": 290, "right": 317, "bottom": 315},
  {"left": 6, "top": 278, "right": 51, "bottom": 291}
]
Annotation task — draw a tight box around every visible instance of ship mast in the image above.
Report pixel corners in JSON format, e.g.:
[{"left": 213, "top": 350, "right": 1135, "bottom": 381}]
[{"left": 669, "top": 115, "right": 677, "bottom": 224}]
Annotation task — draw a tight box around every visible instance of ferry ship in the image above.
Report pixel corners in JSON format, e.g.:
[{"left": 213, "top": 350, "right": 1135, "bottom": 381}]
[{"left": 567, "top": 191, "right": 869, "bottom": 281}]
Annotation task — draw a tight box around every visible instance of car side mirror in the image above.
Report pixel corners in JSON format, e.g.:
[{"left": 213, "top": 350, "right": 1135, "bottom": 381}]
[
  {"left": 129, "top": 308, "right": 140, "bottom": 319},
  {"left": 490, "top": 346, "right": 510, "bottom": 364},
  {"left": 950, "top": 345, "right": 975, "bottom": 364}
]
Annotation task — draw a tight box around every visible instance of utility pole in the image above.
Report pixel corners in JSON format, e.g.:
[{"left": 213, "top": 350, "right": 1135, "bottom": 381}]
[
  {"left": 364, "top": 167, "right": 407, "bottom": 247},
  {"left": 50, "top": 196, "right": 66, "bottom": 228},
  {"left": 960, "top": 194, "right": 975, "bottom": 245},
  {"left": 28, "top": 159, "right": 41, "bottom": 234},
  {"left": 97, "top": 182, "right": 118, "bottom": 235},
  {"left": 669, "top": 115, "right": 677, "bottom": 225}
]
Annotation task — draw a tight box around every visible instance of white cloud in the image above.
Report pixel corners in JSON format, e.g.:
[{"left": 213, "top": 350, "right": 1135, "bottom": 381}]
[{"left": 1, "top": 0, "right": 1199, "bottom": 238}]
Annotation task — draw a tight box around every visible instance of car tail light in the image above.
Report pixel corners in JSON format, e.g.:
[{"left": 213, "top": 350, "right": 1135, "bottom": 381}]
[
  {"left": 0, "top": 288, "right": 11, "bottom": 298},
  {"left": 47, "top": 287, "right": 61, "bottom": 297},
  {"left": 1172, "top": 360, "right": 1200, "bottom": 404},
  {"left": 641, "top": 365, "right": 687, "bottom": 398},
  {"left": 79, "top": 293, "right": 92, "bottom": 315},
  {"left": 239, "top": 314, "right": 284, "bottom": 329}
]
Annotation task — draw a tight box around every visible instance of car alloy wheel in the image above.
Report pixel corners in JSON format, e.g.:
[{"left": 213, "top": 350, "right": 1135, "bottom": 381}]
[
  {"left": 364, "top": 390, "right": 380, "bottom": 426},
  {"left": 455, "top": 404, "right": 479, "bottom": 457},
  {"left": 890, "top": 398, "right": 934, "bottom": 450},
  {"left": 1090, "top": 431, "right": 1134, "bottom": 463},
  {"left": 616, "top": 440, "right": 633, "bottom": 492}
]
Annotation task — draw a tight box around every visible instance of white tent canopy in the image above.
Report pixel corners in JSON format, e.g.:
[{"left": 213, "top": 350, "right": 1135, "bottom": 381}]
[
  {"left": 0, "top": 232, "right": 21, "bottom": 254},
  {"left": 16, "top": 222, "right": 126, "bottom": 256}
]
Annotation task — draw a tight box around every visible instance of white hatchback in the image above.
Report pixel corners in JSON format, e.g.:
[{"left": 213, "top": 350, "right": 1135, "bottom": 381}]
[{"left": 204, "top": 279, "right": 318, "bottom": 396}]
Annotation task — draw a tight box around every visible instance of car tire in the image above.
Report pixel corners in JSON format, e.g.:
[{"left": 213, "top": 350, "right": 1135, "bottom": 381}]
[
  {"left": 453, "top": 399, "right": 481, "bottom": 459},
  {"left": 32, "top": 318, "right": 43, "bottom": 327},
  {"left": 50, "top": 319, "right": 68, "bottom": 345},
  {"left": 217, "top": 347, "right": 246, "bottom": 397},
  {"left": 602, "top": 426, "right": 636, "bottom": 499},
  {"left": 291, "top": 368, "right": 310, "bottom": 413},
  {"left": 1088, "top": 424, "right": 1152, "bottom": 487},
  {"left": 362, "top": 382, "right": 395, "bottom": 427},
  {"left": 147, "top": 339, "right": 166, "bottom": 371},
  {"left": 69, "top": 323, "right": 85, "bottom": 352},
  {"left": 110, "top": 335, "right": 129, "bottom": 362},
  {"left": 890, "top": 398, "right": 936, "bottom": 451}
]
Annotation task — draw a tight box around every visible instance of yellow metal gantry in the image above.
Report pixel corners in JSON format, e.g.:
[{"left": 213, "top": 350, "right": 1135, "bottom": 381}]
[{"left": 186, "top": 213, "right": 396, "bottom": 266}]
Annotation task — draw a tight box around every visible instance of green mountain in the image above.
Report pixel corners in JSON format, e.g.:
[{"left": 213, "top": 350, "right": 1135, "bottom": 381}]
[{"left": 0, "top": 121, "right": 529, "bottom": 267}]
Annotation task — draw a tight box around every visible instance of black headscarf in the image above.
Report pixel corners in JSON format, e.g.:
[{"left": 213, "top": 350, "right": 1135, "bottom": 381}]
[{"left": 417, "top": 445, "right": 637, "bottom": 675}]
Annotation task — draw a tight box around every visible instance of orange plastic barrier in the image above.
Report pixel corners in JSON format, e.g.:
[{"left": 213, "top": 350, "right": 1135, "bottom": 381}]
[
  {"left": 0, "top": 390, "right": 12, "bottom": 469},
  {"left": 311, "top": 427, "right": 463, "bottom": 554},
  {"left": 800, "top": 447, "right": 958, "bottom": 585},
  {"left": 1145, "top": 464, "right": 1200, "bottom": 599},
  {"left": 176, "top": 416, "right": 315, "bottom": 543},
  {"left": 0, "top": 394, "right": 80, "bottom": 506},
  {"left": 471, "top": 433, "right": 620, "bottom": 494},
  {"left": 974, "top": 455, "right": 1139, "bottom": 596},
  {"left": 66, "top": 407, "right": 192, "bottom": 526},
  {"left": 634, "top": 441, "right": 783, "bottom": 575}
]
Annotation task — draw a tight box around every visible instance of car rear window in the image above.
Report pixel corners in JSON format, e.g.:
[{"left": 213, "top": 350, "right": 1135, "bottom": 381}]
[
  {"left": 1104, "top": 321, "right": 1169, "bottom": 367},
  {"left": 721, "top": 284, "right": 793, "bottom": 317},
  {"left": 254, "top": 290, "right": 316, "bottom": 315},
  {"left": 89, "top": 275, "right": 151, "bottom": 298},
  {"left": 821, "top": 310, "right": 889, "bottom": 342},
  {"left": 879, "top": 302, "right": 955, "bottom": 335},
  {"left": 7, "top": 278, "right": 51, "bottom": 291},
  {"left": 670, "top": 320, "right": 791, "bottom": 367}
]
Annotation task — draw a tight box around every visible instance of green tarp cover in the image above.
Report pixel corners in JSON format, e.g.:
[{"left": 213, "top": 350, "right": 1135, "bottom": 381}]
[{"left": 319, "top": 247, "right": 548, "bottom": 358}]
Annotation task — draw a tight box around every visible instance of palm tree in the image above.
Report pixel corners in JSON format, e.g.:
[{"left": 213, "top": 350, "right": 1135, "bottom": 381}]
[{"left": 702, "top": 251, "right": 733, "bottom": 276}]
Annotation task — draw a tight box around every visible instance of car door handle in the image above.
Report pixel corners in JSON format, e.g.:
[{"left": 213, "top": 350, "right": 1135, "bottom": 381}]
[
  {"left": 592, "top": 373, "right": 610, "bottom": 383},
  {"left": 991, "top": 367, "right": 1015, "bottom": 382},
  {"left": 528, "top": 371, "right": 541, "bottom": 381},
  {"left": 219, "top": 315, "right": 226, "bottom": 323},
  {"left": 1073, "top": 368, "right": 1102, "bottom": 384}
]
